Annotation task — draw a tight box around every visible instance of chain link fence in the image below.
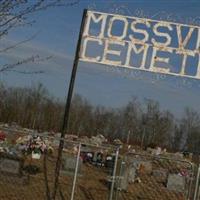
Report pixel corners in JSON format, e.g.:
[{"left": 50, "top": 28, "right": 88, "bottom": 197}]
[
  {"left": 0, "top": 131, "right": 200, "bottom": 200},
  {"left": 0, "top": 133, "right": 118, "bottom": 200},
  {"left": 112, "top": 153, "right": 197, "bottom": 200}
]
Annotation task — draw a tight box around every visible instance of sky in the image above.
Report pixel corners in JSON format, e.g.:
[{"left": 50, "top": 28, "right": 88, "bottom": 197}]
[{"left": 1, "top": 0, "right": 200, "bottom": 117}]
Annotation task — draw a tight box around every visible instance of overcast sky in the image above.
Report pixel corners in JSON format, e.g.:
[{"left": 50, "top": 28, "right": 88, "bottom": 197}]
[{"left": 1, "top": 0, "right": 200, "bottom": 117}]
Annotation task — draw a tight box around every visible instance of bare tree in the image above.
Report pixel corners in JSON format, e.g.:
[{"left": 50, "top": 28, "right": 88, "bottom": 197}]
[
  {"left": 122, "top": 97, "right": 141, "bottom": 143},
  {"left": 0, "top": 0, "right": 79, "bottom": 73},
  {"left": 181, "top": 108, "right": 200, "bottom": 152}
]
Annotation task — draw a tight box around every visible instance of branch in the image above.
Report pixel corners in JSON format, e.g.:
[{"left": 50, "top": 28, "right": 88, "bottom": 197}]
[
  {"left": 0, "top": 54, "right": 52, "bottom": 74},
  {"left": 0, "top": 0, "right": 80, "bottom": 38},
  {"left": 0, "top": 55, "right": 39, "bottom": 72},
  {"left": 5, "top": 69, "right": 44, "bottom": 74},
  {"left": 0, "top": 31, "right": 39, "bottom": 54}
]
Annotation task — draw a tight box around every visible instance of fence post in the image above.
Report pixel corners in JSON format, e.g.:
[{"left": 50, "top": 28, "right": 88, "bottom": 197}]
[
  {"left": 194, "top": 164, "right": 200, "bottom": 200},
  {"left": 109, "top": 147, "right": 119, "bottom": 200},
  {"left": 186, "top": 163, "right": 195, "bottom": 199},
  {"left": 70, "top": 143, "right": 81, "bottom": 200}
]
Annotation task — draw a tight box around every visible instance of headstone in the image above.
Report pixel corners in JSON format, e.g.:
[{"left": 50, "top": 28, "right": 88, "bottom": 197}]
[
  {"left": 167, "top": 174, "right": 185, "bottom": 192},
  {"left": 116, "top": 161, "right": 139, "bottom": 191},
  {"left": 128, "top": 166, "right": 136, "bottom": 183},
  {"left": 0, "top": 153, "right": 24, "bottom": 176},
  {"left": 118, "top": 162, "right": 129, "bottom": 191},
  {"left": 0, "top": 158, "right": 20, "bottom": 174},
  {"left": 112, "top": 161, "right": 128, "bottom": 191},
  {"left": 61, "top": 155, "right": 82, "bottom": 176}
]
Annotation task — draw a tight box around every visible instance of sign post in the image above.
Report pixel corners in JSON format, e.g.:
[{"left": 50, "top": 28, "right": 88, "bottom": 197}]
[{"left": 52, "top": 9, "right": 88, "bottom": 199}]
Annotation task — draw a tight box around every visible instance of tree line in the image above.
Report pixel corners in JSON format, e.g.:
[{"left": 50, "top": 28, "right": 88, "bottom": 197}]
[{"left": 0, "top": 83, "right": 200, "bottom": 153}]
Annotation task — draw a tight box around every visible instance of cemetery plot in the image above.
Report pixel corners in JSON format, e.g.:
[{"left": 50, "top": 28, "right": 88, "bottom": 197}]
[
  {"left": 0, "top": 154, "right": 48, "bottom": 200},
  {"left": 115, "top": 153, "right": 195, "bottom": 200},
  {"left": 0, "top": 136, "right": 117, "bottom": 200},
  {"left": 0, "top": 132, "right": 197, "bottom": 200},
  {"left": 0, "top": 149, "right": 75, "bottom": 200}
]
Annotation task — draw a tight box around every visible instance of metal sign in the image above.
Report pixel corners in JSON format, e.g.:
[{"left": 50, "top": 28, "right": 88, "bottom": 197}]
[{"left": 80, "top": 11, "right": 200, "bottom": 79}]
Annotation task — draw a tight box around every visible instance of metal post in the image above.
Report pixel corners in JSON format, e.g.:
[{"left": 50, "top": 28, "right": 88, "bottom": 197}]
[
  {"left": 52, "top": 9, "right": 88, "bottom": 199},
  {"left": 198, "top": 184, "right": 200, "bottom": 200},
  {"left": 141, "top": 126, "right": 146, "bottom": 149},
  {"left": 126, "top": 130, "right": 130, "bottom": 145},
  {"left": 115, "top": 160, "right": 125, "bottom": 200},
  {"left": 194, "top": 164, "right": 200, "bottom": 200},
  {"left": 187, "top": 163, "right": 195, "bottom": 199},
  {"left": 109, "top": 147, "right": 119, "bottom": 200},
  {"left": 70, "top": 143, "right": 81, "bottom": 200}
]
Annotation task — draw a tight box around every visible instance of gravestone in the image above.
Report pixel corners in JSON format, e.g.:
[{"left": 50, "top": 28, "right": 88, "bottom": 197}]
[
  {"left": 61, "top": 155, "right": 82, "bottom": 176},
  {"left": 117, "top": 161, "right": 129, "bottom": 191},
  {"left": 128, "top": 166, "right": 136, "bottom": 183},
  {"left": 167, "top": 174, "right": 185, "bottom": 192},
  {"left": 116, "top": 161, "right": 138, "bottom": 191},
  {"left": 0, "top": 152, "right": 28, "bottom": 185},
  {"left": 0, "top": 153, "right": 24, "bottom": 176},
  {"left": 0, "top": 158, "right": 20, "bottom": 174}
]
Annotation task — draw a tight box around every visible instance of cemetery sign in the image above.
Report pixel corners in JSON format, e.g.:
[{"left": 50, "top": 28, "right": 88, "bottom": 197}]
[{"left": 80, "top": 11, "right": 200, "bottom": 79}]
